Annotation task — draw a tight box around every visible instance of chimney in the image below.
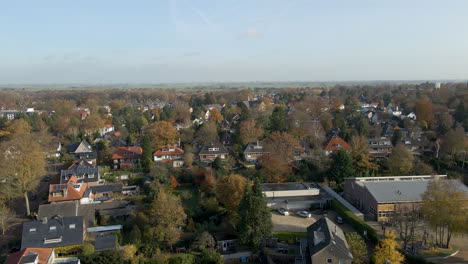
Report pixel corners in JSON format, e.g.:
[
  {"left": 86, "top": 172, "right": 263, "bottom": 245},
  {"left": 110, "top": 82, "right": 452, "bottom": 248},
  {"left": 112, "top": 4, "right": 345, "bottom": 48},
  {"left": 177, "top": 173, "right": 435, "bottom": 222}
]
[{"left": 42, "top": 217, "right": 48, "bottom": 224}]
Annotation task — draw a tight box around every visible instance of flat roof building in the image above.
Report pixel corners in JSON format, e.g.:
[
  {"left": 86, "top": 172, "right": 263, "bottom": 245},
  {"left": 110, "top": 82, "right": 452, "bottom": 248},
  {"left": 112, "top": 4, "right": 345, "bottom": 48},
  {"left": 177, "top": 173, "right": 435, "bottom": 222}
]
[
  {"left": 343, "top": 175, "right": 468, "bottom": 222},
  {"left": 260, "top": 182, "right": 325, "bottom": 210}
]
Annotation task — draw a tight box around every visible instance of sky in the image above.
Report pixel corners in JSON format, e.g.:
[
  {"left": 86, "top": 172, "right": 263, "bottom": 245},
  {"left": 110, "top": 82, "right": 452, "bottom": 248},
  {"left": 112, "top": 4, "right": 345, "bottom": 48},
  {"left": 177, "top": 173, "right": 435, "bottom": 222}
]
[{"left": 1, "top": 0, "right": 468, "bottom": 84}]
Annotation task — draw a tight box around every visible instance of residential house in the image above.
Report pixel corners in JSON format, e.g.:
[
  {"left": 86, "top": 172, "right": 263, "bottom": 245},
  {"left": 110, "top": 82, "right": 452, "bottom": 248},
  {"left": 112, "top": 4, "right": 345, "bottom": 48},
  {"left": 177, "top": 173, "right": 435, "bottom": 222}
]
[
  {"left": 243, "top": 141, "right": 268, "bottom": 162},
  {"left": 5, "top": 247, "right": 81, "bottom": 264},
  {"left": 60, "top": 167, "right": 100, "bottom": 186},
  {"left": 198, "top": 142, "right": 229, "bottom": 162},
  {"left": 368, "top": 137, "right": 392, "bottom": 158},
  {"left": 213, "top": 233, "right": 238, "bottom": 254},
  {"left": 21, "top": 216, "right": 86, "bottom": 249},
  {"left": 46, "top": 142, "right": 62, "bottom": 159},
  {"left": 324, "top": 136, "right": 351, "bottom": 156},
  {"left": 68, "top": 140, "right": 96, "bottom": 165},
  {"left": 112, "top": 146, "right": 143, "bottom": 169},
  {"left": 38, "top": 202, "right": 80, "bottom": 222},
  {"left": 242, "top": 99, "right": 267, "bottom": 112},
  {"left": 0, "top": 110, "right": 20, "bottom": 120},
  {"left": 220, "top": 132, "right": 233, "bottom": 147},
  {"left": 342, "top": 175, "right": 467, "bottom": 222},
  {"left": 153, "top": 146, "right": 185, "bottom": 168},
  {"left": 99, "top": 124, "right": 114, "bottom": 136},
  {"left": 48, "top": 176, "right": 88, "bottom": 204},
  {"left": 89, "top": 184, "right": 123, "bottom": 203},
  {"left": 67, "top": 159, "right": 94, "bottom": 170},
  {"left": 87, "top": 225, "right": 122, "bottom": 251},
  {"left": 300, "top": 217, "right": 353, "bottom": 264}
]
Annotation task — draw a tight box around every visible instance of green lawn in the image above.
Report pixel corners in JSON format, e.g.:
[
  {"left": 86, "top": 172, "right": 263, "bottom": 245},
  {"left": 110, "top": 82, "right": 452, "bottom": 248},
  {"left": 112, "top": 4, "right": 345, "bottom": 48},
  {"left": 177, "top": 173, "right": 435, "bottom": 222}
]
[
  {"left": 420, "top": 246, "right": 459, "bottom": 258},
  {"left": 272, "top": 231, "right": 307, "bottom": 244}
]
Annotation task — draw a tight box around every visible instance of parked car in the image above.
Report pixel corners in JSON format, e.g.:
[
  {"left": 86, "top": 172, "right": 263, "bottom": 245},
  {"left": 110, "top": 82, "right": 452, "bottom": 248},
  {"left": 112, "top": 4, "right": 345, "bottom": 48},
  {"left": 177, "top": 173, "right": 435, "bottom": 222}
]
[
  {"left": 335, "top": 216, "right": 344, "bottom": 224},
  {"left": 297, "top": 211, "right": 312, "bottom": 218},
  {"left": 277, "top": 208, "right": 289, "bottom": 216}
]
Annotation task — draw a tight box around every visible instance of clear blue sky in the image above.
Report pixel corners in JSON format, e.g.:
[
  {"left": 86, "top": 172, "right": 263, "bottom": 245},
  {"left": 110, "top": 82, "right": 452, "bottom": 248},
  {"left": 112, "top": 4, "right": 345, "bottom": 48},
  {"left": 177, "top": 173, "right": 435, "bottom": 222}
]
[{"left": 1, "top": 0, "right": 468, "bottom": 84}]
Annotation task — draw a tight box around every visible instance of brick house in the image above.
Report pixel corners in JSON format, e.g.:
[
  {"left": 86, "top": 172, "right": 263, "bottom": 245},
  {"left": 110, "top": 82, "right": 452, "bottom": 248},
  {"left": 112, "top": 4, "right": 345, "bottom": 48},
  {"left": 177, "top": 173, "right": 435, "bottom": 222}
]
[
  {"left": 324, "top": 136, "right": 351, "bottom": 156},
  {"left": 112, "top": 146, "right": 143, "bottom": 170},
  {"left": 198, "top": 142, "right": 229, "bottom": 162},
  {"left": 153, "top": 146, "right": 184, "bottom": 167}
]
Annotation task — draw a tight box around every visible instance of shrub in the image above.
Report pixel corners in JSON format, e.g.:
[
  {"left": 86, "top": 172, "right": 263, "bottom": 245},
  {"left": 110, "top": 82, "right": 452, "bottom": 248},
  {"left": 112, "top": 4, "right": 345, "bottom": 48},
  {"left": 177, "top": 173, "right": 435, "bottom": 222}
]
[
  {"left": 81, "top": 243, "right": 95, "bottom": 257},
  {"left": 331, "top": 199, "right": 378, "bottom": 243}
]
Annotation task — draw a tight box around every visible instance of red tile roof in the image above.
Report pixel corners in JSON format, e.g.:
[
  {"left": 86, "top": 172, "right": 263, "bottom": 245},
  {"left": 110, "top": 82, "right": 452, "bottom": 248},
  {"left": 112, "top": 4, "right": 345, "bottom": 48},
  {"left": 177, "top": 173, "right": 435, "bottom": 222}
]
[
  {"left": 153, "top": 146, "right": 184, "bottom": 156},
  {"left": 48, "top": 176, "right": 88, "bottom": 203},
  {"left": 324, "top": 136, "right": 351, "bottom": 151},
  {"left": 112, "top": 146, "right": 143, "bottom": 159},
  {"left": 6, "top": 248, "right": 53, "bottom": 264}
]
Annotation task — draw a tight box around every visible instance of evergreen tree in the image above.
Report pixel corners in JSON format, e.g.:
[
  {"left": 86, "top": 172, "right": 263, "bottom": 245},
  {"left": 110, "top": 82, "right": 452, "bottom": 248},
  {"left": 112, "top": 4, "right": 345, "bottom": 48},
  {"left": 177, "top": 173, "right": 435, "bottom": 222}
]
[
  {"left": 328, "top": 149, "right": 354, "bottom": 185},
  {"left": 454, "top": 102, "right": 466, "bottom": 123},
  {"left": 141, "top": 134, "right": 153, "bottom": 173},
  {"left": 238, "top": 179, "right": 272, "bottom": 249},
  {"left": 391, "top": 129, "right": 402, "bottom": 146},
  {"left": 269, "top": 106, "right": 287, "bottom": 132}
]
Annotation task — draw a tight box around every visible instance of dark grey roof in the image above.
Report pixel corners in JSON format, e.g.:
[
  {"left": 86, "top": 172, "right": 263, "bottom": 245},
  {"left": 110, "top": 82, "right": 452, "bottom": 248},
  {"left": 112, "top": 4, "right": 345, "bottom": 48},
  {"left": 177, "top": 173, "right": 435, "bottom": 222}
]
[
  {"left": 61, "top": 167, "right": 99, "bottom": 184},
  {"left": 68, "top": 140, "right": 93, "bottom": 154},
  {"left": 21, "top": 216, "right": 85, "bottom": 249},
  {"left": 306, "top": 217, "right": 352, "bottom": 260},
  {"left": 213, "top": 232, "right": 237, "bottom": 241},
  {"left": 94, "top": 233, "right": 116, "bottom": 251},
  {"left": 198, "top": 142, "right": 229, "bottom": 155},
  {"left": 67, "top": 159, "right": 95, "bottom": 170},
  {"left": 244, "top": 141, "right": 268, "bottom": 155},
  {"left": 90, "top": 184, "right": 123, "bottom": 194},
  {"left": 358, "top": 179, "right": 468, "bottom": 203},
  {"left": 38, "top": 202, "right": 79, "bottom": 220}
]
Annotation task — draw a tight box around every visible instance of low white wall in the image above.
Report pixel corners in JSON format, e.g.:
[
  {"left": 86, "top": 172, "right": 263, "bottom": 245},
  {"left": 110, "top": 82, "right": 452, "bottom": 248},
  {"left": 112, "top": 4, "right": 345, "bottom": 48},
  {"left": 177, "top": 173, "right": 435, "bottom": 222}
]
[{"left": 263, "top": 188, "right": 320, "bottom": 198}]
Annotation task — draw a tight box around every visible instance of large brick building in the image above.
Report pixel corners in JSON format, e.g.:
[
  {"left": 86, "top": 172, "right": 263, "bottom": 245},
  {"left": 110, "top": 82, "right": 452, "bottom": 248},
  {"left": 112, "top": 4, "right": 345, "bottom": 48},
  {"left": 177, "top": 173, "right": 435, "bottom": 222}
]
[{"left": 343, "top": 175, "right": 468, "bottom": 222}]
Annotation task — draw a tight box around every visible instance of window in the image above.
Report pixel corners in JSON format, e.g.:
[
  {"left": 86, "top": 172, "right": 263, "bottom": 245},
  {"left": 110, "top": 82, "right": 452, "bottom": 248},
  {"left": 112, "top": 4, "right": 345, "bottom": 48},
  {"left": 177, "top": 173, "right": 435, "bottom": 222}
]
[
  {"left": 208, "top": 147, "right": 219, "bottom": 151},
  {"left": 49, "top": 226, "right": 57, "bottom": 231},
  {"left": 44, "top": 237, "right": 62, "bottom": 244},
  {"left": 327, "top": 258, "right": 333, "bottom": 263},
  {"left": 29, "top": 227, "right": 37, "bottom": 232},
  {"left": 69, "top": 224, "right": 76, "bottom": 229}
]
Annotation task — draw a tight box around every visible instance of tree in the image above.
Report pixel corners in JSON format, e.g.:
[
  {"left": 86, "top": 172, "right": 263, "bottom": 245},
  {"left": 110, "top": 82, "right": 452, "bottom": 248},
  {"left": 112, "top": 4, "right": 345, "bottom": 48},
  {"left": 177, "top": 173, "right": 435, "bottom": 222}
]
[
  {"left": 0, "top": 136, "right": 46, "bottom": 216},
  {"left": 269, "top": 106, "right": 287, "bottom": 132},
  {"left": 421, "top": 179, "right": 467, "bottom": 248},
  {"left": 208, "top": 108, "right": 224, "bottom": 123},
  {"left": 328, "top": 149, "right": 354, "bottom": 185},
  {"left": 454, "top": 102, "right": 466, "bottom": 123},
  {"left": 261, "top": 131, "right": 299, "bottom": 182},
  {"left": 6, "top": 119, "right": 31, "bottom": 137},
  {"left": 195, "top": 121, "right": 219, "bottom": 144},
  {"left": 0, "top": 201, "right": 13, "bottom": 235},
  {"left": 191, "top": 231, "right": 216, "bottom": 251},
  {"left": 391, "top": 129, "right": 402, "bottom": 146},
  {"left": 238, "top": 179, "right": 272, "bottom": 249},
  {"left": 81, "top": 243, "right": 95, "bottom": 257},
  {"left": 415, "top": 99, "right": 434, "bottom": 126},
  {"left": 374, "top": 232, "right": 404, "bottom": 264},
  {"left": 391, "top": 204, "right": 419, "bottom": 250},
  {"left": 345, "top": 232, "right": 368, "bottom": 264},
  {"left": 128, "top": 225, "right": 142, "bottom": 245},
  {"left": 148, "top": 121, "right": 179, "bottom": 148},
  {"left": 387, "top": 144, "right": 414, "bottom": 175},
  {"left": 141, "top": 134, "right": 154, "bottom": 173},
  {"left": 239, "top": 118, "right": 264, "bottom": 145},
  {"left": 83, "top": 114, "right": 105, "bottom": 135},
  {"left": 148, "top": 187, "right": 187, "bottom": 248},
  {"left": 196, "top": 249, "right": 223, "bottom": 264},
  {"left": 122, "top": 244, "right": 137, "bottom": 261},
  {"left": 216, "top": 174, "right": 247, "bottom": 218}
]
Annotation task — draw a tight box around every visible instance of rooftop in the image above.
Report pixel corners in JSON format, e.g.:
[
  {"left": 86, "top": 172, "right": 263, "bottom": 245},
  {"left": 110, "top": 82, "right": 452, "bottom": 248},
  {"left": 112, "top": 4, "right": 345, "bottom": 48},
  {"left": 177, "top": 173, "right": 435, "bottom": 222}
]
[{"left": 260, "top": 182, "right": 316, "bottom": 192}]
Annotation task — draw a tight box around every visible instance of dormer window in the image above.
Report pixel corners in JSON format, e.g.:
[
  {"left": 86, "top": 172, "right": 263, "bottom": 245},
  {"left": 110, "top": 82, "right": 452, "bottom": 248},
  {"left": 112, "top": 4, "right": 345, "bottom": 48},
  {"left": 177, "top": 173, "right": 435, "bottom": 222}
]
[
  {"left": 29, "top": 227, "right": 37, "bottom": 232},
  {"left": 333, "top": 144, "right": 342, "bottom": 147},
  {"left": 208, "top": 147, "right": 219, "bottom": 151},
  {"left": 69, "top": 224, "right": 76, "bottom": 229},
  {"left": 49, "top": 226, "right": 57, "bottom": 231}
]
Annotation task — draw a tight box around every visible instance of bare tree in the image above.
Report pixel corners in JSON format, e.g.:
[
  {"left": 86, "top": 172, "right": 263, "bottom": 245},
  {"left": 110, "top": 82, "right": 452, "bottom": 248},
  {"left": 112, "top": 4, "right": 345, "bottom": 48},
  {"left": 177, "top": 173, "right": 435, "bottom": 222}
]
[{"left": 391, "top": 203, "right": 420, "bottom": 251}]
